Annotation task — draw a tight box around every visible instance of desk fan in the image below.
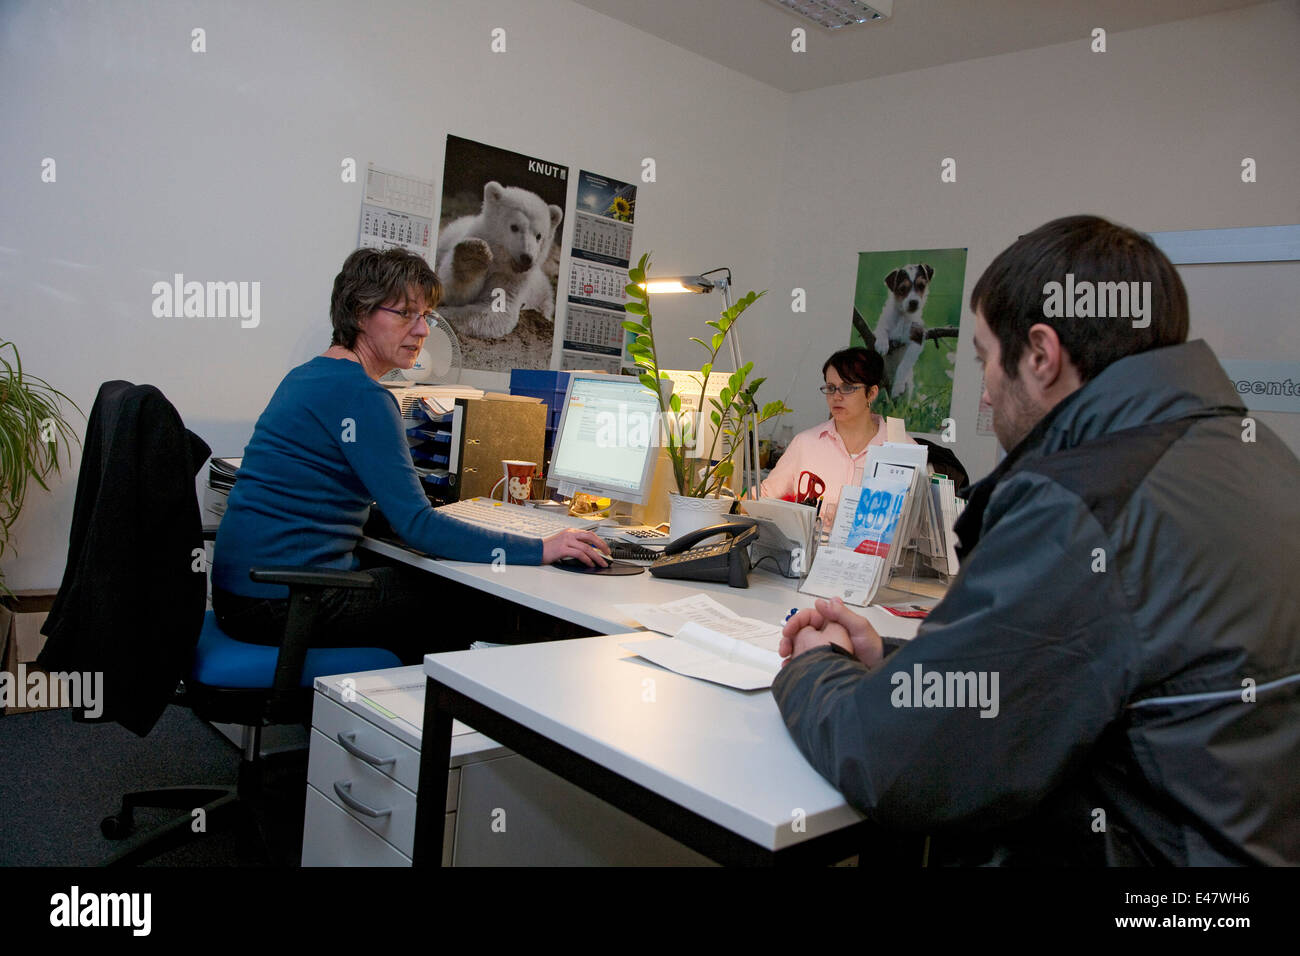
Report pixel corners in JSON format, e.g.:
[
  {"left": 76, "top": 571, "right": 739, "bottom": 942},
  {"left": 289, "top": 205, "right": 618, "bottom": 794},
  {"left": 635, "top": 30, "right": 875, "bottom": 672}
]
[{"left": 381, "top": 311, "right": 462, "bottom": 384}]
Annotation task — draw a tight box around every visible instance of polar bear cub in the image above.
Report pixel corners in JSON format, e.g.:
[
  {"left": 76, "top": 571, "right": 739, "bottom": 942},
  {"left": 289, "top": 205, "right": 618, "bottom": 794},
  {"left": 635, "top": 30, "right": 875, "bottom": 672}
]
[{"left": 435, "top": 181, "right": 563, "bottom": 339}]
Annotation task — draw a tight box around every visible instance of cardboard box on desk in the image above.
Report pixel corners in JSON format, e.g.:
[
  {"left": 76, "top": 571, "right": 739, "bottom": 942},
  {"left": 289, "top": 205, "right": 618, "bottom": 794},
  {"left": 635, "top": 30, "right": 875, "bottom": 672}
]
[
  {"left": 447, "top": 396, "right": 547, "bottom": 502},
  {"left": 1, "top": 590, "right": 62, "bottom": 715}
]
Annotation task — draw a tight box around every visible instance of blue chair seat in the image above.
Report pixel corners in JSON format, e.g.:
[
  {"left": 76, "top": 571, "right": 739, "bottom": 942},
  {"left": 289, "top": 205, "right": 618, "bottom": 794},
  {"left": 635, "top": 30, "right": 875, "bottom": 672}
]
[{"left": 192, "top": 610, "right": 401, "bottom": 689}]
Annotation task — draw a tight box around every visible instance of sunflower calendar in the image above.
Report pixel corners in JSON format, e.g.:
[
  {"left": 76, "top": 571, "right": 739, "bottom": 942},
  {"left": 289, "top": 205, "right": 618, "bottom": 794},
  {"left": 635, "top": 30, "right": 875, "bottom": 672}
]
[{"left": 561, "top": 170, "right": 640, "bottom": 374}]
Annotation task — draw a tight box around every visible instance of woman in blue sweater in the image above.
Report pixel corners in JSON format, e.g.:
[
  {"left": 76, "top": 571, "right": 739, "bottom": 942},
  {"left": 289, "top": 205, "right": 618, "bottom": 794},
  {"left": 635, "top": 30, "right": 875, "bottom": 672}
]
[{"left": 212, "top": 248, "right": 609, "bottom": 661}]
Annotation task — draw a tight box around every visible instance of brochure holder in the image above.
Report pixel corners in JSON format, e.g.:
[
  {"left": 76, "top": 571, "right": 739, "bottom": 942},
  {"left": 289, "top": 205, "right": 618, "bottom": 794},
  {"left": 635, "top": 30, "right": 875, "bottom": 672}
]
[{"left": 882, "top": 493, "right": 954, "bottom": 598}]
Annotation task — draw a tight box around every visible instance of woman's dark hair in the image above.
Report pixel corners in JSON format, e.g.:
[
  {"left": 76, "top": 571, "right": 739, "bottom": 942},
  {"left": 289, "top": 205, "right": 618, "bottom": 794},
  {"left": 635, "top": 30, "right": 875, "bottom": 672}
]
[
  {"left": 329, "top": 248, "right": 443, "bottom": 349},
  {"left": 822, "top": 346, "right": 885, "bottom": 390},
  {"left": 969, "top": 215, "right": 1188, "bottom": 382}
]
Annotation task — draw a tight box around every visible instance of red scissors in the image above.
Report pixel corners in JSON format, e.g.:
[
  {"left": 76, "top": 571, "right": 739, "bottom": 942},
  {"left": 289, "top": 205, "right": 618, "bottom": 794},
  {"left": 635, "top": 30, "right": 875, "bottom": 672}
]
[{"left": 796, "top": 470, "right": 825, "bottom": 506}]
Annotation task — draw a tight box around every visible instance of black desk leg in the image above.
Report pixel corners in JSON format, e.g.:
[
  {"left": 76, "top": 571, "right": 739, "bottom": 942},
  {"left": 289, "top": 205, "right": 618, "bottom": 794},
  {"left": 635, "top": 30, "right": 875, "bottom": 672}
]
[{"left": 413, "top": 677, "right": 454, "bottom": 867}]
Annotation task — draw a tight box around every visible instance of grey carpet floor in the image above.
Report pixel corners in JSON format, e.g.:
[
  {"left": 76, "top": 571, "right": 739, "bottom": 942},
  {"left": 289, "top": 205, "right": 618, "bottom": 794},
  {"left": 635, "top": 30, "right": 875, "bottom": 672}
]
[{"left": 0, "top": 705, "right": 306, "bottom": 866}]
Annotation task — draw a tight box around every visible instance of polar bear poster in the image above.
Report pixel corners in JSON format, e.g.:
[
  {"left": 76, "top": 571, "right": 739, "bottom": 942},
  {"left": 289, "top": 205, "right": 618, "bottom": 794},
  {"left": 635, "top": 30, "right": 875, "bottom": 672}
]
[{"left": 435, "top": 135, "right": 570, "bottom": 372}]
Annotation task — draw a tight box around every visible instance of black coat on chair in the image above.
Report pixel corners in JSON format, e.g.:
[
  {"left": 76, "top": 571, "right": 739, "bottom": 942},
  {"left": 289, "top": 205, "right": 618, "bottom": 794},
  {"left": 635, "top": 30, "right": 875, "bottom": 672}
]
[{"left": 39, "top": 381, "right": 211, "bottom": 736}]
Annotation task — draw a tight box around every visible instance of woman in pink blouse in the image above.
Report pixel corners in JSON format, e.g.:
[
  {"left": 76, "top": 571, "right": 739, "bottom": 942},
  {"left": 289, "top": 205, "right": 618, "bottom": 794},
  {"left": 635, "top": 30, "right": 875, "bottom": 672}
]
[{"left": 759, "top": 347, "right": 915, "bottom": 529}]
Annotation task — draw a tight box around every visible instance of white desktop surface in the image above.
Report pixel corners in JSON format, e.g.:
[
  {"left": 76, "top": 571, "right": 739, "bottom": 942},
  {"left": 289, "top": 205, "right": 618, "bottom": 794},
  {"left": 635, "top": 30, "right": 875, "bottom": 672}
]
[
  {"left": 423, "top": 634, "right": 868, "bottom": 852},
  {"left": 363, "top": 535, "right": 824, "bottom": 633}
]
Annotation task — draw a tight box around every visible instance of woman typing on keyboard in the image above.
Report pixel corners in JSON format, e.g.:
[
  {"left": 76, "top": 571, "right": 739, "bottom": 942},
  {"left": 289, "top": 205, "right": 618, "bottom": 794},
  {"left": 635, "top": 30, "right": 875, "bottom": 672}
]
[{"left": 211, "top": 248, "right": 609, "bottom": 662}]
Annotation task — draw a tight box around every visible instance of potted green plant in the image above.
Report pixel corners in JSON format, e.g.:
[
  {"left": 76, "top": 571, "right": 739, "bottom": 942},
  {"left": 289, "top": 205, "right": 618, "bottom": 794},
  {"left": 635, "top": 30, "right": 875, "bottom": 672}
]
[
  {"left": 621, "top": 254, "right": 791, "bottom": 535},
  {"left": 0, "top": 339, "right": 80, "bottom": 598}
]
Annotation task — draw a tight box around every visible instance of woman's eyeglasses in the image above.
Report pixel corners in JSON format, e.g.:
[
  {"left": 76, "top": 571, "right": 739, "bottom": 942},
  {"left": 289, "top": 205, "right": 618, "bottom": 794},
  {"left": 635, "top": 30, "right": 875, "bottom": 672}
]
[
  {"left": 376, "top": 306, "right": 437, "bottom": 325},
  {"left": 819, "top": 384, "right": 865, "bottom": 396}
]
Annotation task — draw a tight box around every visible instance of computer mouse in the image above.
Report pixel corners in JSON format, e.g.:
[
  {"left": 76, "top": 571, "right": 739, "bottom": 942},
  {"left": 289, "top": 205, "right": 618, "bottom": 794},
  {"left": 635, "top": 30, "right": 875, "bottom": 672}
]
[{"left": 552, "top": 556, "right": 645, "bottom": 576}]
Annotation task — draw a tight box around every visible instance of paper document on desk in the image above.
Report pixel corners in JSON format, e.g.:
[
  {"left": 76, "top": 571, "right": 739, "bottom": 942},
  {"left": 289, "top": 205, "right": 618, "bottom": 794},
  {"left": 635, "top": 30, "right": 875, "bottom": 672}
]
[
  {"left": 614, "top": 593, "right": 780, "bottom": 645},
  {"left": 614, "top": 594, "right": 783, "bottom": 690}
]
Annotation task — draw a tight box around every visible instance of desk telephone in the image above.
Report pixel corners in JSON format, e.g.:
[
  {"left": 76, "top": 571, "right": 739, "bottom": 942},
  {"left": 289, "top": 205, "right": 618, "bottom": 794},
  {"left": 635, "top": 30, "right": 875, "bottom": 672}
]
[{"left": 649, "top": 520, "right": 759, "bottom": 589}]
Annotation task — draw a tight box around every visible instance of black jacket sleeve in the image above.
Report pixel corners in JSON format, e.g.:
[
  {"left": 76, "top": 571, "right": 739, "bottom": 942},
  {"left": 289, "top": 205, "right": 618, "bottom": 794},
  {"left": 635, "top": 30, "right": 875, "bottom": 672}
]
[{"left": 772, "top": 471, "right": 1142, "bottom": 832}]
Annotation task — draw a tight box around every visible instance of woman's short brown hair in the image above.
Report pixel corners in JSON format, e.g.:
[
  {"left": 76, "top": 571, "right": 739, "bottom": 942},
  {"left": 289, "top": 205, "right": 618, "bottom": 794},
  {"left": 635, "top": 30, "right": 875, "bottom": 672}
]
[
  {"left": 329, "top": 248, "right": 443, "bottom": 349},
  {"left": 822, "top": 346, "right": 885, "bottom": 390}
]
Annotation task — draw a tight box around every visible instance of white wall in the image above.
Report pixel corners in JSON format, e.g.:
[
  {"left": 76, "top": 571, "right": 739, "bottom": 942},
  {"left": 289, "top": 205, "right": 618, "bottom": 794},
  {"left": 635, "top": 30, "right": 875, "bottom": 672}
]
[
  {"left": 4, "top": 0, "right": 1298, "bottom": 590},
  {"left": 0, "top": 0, "right": 789, "bottom": 590},
  {"left": 761, "top": 0, "right": 1300, "bottom": 481}
]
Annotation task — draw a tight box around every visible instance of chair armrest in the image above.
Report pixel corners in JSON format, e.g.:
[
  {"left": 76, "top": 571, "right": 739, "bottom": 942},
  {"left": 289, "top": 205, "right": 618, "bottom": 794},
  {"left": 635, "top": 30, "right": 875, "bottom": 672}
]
[
  {"left": 248, "top": 567, "right": 377, "bottom": 590},
  {"left": 243, "top": 567, "right": 377, "bottom": 721}
]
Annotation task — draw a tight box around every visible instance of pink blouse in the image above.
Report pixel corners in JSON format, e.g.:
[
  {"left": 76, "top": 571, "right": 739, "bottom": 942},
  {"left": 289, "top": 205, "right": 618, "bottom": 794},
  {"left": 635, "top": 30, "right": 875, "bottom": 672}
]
[{"left": 759, "top": 414, "right": 916, "bottom": 530}]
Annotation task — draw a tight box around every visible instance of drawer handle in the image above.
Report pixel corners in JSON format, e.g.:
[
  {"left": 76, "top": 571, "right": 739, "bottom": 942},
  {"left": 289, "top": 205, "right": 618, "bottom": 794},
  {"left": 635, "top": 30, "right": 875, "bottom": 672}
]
[
  {"left": 336, "top": 730, "right": 397, "bottom": 767},
  {"left": 333, "top": 781, "right": 393, "bottom": 819}
]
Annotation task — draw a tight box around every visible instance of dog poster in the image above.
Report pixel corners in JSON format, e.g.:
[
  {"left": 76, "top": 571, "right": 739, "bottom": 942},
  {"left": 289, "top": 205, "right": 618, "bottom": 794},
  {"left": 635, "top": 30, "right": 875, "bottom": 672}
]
[
  {"left": 435, "top": 134, "right": 570, "bottom": 371},
  {"left": 849, "top": 247, "right": 968, "bottom": 435}
]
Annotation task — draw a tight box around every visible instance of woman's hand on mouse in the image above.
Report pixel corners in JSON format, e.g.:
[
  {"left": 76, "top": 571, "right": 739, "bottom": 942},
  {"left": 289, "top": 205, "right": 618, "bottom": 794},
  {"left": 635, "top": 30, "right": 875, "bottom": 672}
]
[{"left": 542, "top": 529, "right": 611, "bottom": 567}]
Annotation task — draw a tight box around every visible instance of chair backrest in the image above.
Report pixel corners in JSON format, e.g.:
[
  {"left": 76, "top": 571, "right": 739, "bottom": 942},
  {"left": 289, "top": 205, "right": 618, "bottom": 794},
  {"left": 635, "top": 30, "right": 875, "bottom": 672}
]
[
  {"left": 913, "top": 437, "right": 970, "bottom": 494},
  {"left": 39, "top": 381, "right": 211, "bottom": 736}
]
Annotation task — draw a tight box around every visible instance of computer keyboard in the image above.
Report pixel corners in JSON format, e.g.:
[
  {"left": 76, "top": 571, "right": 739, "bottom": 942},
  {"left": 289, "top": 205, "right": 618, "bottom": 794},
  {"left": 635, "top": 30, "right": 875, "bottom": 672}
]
[{"left": 436, "top": 498, "right": 603, "bottom": 537}]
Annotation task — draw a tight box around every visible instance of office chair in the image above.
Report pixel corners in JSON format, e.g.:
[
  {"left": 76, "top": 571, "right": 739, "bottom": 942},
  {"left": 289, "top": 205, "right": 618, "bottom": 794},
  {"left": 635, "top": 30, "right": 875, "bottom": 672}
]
[{"left": 38, "top": 381, "right": 401, "bottom": 866}]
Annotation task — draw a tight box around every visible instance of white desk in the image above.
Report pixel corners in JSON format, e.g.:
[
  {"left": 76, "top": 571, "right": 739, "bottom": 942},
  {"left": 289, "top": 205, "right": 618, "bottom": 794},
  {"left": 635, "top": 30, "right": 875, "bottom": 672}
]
[
  {"left": 362, "top": 534, "right": 943, "bottom": 636},
  {"left": 414, "top": 635, "right": 880, "bottom": 866}
]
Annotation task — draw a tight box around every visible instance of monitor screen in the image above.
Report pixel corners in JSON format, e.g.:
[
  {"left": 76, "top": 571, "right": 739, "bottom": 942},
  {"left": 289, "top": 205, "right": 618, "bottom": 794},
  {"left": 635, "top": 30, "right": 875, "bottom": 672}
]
[{"left": 546, "top": 373, "right": 664, "bottom": 505}]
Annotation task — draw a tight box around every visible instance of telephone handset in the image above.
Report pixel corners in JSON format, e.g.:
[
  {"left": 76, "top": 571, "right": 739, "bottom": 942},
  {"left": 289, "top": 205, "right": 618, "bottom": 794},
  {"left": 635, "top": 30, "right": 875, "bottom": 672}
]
[{"left": 650, "top": 519, "right": 759, "bottom": 588}]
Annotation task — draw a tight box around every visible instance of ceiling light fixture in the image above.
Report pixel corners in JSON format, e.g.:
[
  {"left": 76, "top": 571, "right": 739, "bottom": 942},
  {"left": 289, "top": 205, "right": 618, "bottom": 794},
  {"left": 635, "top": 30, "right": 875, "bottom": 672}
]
[{"left": 767, "top": 0, "right": 893, "bottom": 31}]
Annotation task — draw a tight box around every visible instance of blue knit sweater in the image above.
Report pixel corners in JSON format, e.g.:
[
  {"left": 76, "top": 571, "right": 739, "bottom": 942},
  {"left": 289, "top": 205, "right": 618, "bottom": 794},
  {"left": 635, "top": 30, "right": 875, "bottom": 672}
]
[{"left": 213, "top": 356, "right": 542, "bottom": 598}]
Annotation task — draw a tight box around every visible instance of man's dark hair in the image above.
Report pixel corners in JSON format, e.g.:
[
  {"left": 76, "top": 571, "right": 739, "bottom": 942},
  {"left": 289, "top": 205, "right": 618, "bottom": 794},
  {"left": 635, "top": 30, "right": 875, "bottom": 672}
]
[
  {"left": 970, "top": 215, "right": 1188, "bottom": 381},
  {"left": 823, "top": 346, "right": 885, "bottom": 389},
  {"left": 329, "top": 248, "right": 443, "bottom": 349}
]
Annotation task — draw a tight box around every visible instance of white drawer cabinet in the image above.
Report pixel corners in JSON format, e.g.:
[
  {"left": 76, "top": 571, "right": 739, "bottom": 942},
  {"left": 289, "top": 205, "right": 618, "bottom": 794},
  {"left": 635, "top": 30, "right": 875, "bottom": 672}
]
[
  {"left": 303, "top": 666, "right": 708, "bottom": 866},
  {"left": 303, "top": 670, "right": 495, "bottom": 866}
]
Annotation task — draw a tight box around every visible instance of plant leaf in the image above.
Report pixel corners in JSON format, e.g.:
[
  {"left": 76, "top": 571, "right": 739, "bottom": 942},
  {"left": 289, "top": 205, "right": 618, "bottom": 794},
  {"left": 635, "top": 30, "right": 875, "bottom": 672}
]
[{"left": 620, "top": 320, "right": 645, "bottom": 334}]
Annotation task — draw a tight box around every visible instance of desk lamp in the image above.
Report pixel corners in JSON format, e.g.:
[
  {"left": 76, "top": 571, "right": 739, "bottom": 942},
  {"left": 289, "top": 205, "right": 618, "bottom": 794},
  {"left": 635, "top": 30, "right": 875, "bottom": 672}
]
[{"left": 643, "top": 268, "right": 762, "bottom": 496}]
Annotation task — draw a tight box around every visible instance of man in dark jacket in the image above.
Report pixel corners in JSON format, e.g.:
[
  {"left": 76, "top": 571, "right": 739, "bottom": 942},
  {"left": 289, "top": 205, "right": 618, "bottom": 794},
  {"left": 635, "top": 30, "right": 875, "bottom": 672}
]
[{"left": 775, "top": 216, "right": 1300, "bottom": 865}]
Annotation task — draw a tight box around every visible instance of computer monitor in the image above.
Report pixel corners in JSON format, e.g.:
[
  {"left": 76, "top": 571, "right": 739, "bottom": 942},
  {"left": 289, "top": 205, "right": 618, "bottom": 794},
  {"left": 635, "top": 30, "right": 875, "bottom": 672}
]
[{"left": 546, "top": 372, "right": 664, "bottom": 506}]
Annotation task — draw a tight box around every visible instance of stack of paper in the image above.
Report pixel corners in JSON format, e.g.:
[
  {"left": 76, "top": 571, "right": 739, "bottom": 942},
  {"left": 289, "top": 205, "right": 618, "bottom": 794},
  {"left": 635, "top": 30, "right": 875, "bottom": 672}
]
[
  {"left": 736, "top": 497, "right": 819, "bottom": 578},
  {"left": 613, "top": 594, "right": 784, "bottom": 690},
  {"left": 384, "top": 383, "right": 485, "bottom": 417},
  {"left": 207, "top": 457, "right": 241, "bottom": 494}
]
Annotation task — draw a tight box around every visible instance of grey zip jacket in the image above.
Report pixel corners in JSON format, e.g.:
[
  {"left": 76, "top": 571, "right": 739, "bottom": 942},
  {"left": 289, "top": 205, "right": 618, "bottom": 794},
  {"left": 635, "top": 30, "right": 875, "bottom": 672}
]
[{"left": 773, "top": 340, "right": 1300, "bottom": 865}]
